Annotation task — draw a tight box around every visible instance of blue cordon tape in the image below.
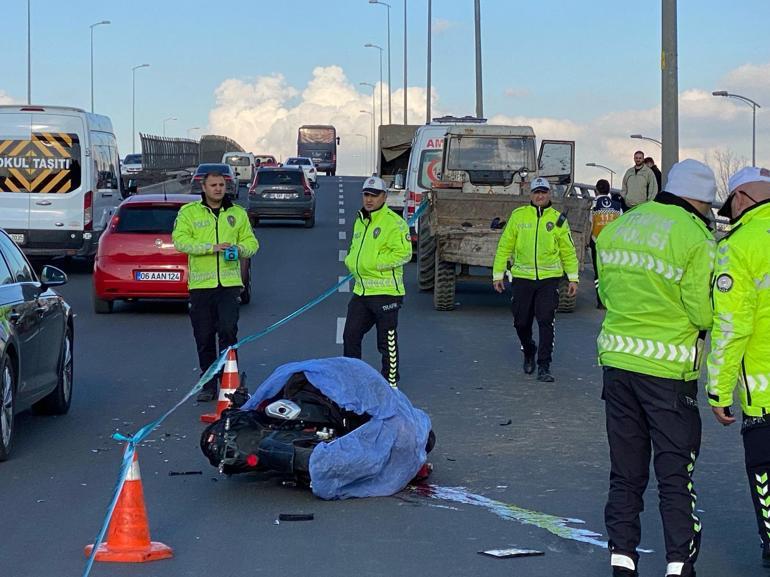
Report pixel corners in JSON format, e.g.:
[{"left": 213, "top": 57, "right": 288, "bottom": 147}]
[{"left": 82, "top": 199, "right": 427, "bottom": 577}]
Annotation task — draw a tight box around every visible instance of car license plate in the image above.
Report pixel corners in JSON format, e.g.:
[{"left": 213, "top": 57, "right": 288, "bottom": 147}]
[
  {"left": 134, "top": 271, "right": 182, "bottom": 281},
  {"left": 265, "top": 193, "right": 298, "bottom": 199},
  {"left": 9, "top": 233, "right": 25, "bottom": 245}
]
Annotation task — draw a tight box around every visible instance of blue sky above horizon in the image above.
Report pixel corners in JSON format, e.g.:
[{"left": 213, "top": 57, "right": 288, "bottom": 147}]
[{"left": 3, "top": 0, "right": 770, "bottom": 182}]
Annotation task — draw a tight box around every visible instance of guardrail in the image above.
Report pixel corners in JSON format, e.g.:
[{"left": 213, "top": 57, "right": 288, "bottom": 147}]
[
  {"left": 140, "top": 134, "right": 199, "bottom": 171},
  {"left": 198, "top": 134, "right": 245, "bottom": 163}
]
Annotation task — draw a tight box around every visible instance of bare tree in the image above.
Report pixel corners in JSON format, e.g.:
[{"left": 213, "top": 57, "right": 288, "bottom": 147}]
[{"left": 703, "top": 149, "right": 749, "bottom": 201}]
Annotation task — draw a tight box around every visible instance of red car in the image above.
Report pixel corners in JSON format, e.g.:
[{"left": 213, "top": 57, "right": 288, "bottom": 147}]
[{"left": 93, "top": 194, "right": 251, "bottom": 313}]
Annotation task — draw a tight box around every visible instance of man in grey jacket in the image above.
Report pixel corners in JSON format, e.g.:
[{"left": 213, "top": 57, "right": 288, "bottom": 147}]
[{"left": 621, "top": 150, "right": 659, "bottom": 207}]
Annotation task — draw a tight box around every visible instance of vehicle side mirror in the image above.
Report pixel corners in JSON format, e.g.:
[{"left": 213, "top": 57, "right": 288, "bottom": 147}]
[
  {"left": 124, "top": 179, "right": 138, "bottom": 197},
  {"left": 40, "top": 265, "right": 67, "bottom": 289},
  {"left": 336, "top": 137, "right": 341, "bottom": 145},
  {"left": 235, "top": 171, "right": 240, "bottom": 177},
  {"left": 394, "top": 171, "right": 405, "bottom": 190}
]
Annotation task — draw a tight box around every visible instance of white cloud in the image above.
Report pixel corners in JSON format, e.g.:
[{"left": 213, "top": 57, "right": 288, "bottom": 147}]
[
  {"left": 503, "top": 87, "right": 531, "bottom": 98},
  {"left": 208, "top": 66, "right": 435, "bottom": 175},
  {"left": 0, "top": 90, "right": 16, "bottom": 105},
  {"left": 432, "top": 19, "right": 455, "bottom": 34}
]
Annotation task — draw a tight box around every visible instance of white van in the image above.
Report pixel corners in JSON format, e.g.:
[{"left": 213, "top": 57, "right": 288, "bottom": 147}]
[
  {"left": 403, "top": 116, "right": 487, "bottom": 232},
  {"left": 222, "top": 152, "right": 255, "bottom": 187},
  {"left": 0, "top": 105, "right": 123, "bottom": 257}
]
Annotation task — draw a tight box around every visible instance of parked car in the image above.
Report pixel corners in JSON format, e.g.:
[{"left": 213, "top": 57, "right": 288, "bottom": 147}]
[
  {"left": 0, "top": 229, "right": 73, "bottom": 461},
  {"left": 93, "top": 194, "right": 252, "bottom": 313},
  {"left": 122, "top": 153, "right": 143, "bottom": 174},
  {"left": 190, "top": 163, "right": 239, "bottom": 199},
  {"left": 285, "top": 156, "right": 318, "bottom": 186},
  {"left": 247, "top": 167, "right": 316, "bottom": 228}
]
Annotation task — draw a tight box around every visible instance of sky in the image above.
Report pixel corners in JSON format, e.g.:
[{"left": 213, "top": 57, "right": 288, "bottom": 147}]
[{"left": 3, "top": 0, "right": 770, "bottom": 189}]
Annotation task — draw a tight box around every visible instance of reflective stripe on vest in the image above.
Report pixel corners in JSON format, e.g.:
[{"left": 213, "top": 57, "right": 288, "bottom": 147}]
[
  {"left": 598, "top": 332, "right": 695, "bottom": 363},
  {"left": 599, "top": 249, "right": 683, "bottom": 282}
]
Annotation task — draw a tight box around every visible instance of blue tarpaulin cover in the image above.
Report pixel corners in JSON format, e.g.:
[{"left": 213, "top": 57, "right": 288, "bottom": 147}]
[{"left": 241, "top": 357, "right": 432, "bottom": 500}]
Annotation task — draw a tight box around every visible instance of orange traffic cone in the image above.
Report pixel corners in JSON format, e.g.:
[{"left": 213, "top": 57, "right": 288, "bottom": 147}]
[
  {"left": 200, "top": 349, "right": 239, "bottom": 423},
  {"left": 84, "top": 449, "right": 173, "bottom": 563}
]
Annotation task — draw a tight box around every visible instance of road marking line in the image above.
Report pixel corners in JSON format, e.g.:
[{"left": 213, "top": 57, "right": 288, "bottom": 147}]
[
  {"left": 338, "top": 276, "right": 350, "bottom": 293},
  {"left": 338, "top": 200, "right": 344, "bottom": 205},
  {"left": 338, "top": 249, "right": 347, "bottom": 262},
  {"left": 339, "top": 208, "right": 345, "bottom": 214},
  {"left": 336, "top": 317, "right": 346, "bottom": 344},
  {"left": 339, "top": 218, "right": 346, "bottom": 225},
  {"left": 339, "top": 231, "right": 346, "bottom": 240}
]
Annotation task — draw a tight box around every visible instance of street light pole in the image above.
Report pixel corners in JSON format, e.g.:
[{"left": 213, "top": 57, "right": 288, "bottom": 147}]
[
  {"left": 586, "top": 162, "right": 617, "bottom": 188},
  {"left": 27, "top": 0, "right": 31, "bottom": 104},
  {"left": 364, "top": 44, "right": 384, "bottom": 129},
  {"left": 187, "top": 127, "right": 201, "bottom": 139},
  {"left": 360, "top": 110, "right": 375, "bottom": 174},
  {"left": 369, "top": 1, "right": 392, "bottom": 124},
  {"left": 426, "top": 0, "right": 431, "bottom": 123},
  {"left": 661, "top": 0, "right": 679, "bottom": 180},
  {"left": 712, "top": 91, "right": 762, "bottom": 166},
  {"left": 403, "top": 0, "right": 407, "bottom": 124},
  {"left": 360, "top": 82, "right": 376, "bottom": 173},
  {"left": 90, "top": 20, "right": 110, "bottom": 113},
  {"left": 630, "top": 134, "right": 663, "bottom": 148},
  {"left": 474, "top": 0, "right": 483, "bottom": 119},
  {"left": 131, "top": 63, "right": 150, "bottom": 154},
  {"left": 162, "top": 117, "right": 177, "bottom": 138},
  {"left": 354, "top": 133, "right": 368, "bottom": 176}
]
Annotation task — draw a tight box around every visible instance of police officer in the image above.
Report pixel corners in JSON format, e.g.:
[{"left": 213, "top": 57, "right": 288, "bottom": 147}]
[
  {"left": 172, "top": 172, "right": 258, "bottom": 401},
  {"left": 343, "top": 176, "right": 411, "bottom": 387},
  {"left": 492, "top": 177, "right": 579, "bottom": 382},
  {"left": 707, "top": 166, "right": 770, "bottom": 569},
  {"left": 590, "top": 179, "right": 625, "bottom": 309},
  {"left": 596, "top": 160, "right": 717, "bottom": 577}
]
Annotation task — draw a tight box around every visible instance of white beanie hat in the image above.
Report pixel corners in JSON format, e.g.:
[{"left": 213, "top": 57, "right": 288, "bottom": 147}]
[
  {"left": 663, "top": 159, "right": 717, "bottom": 204},
  {"left": 728, "top": 166, "right": 770, "bottom": 193}
]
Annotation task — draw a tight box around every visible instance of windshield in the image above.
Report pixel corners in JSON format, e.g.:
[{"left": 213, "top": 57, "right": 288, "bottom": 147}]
[
  {"left": 255, "top": 155, "right": 276, "bottom": 164},
  {"left": 445, "top": 136, "right": 535, "bottom": 172},
  {"left": 224, "top": 156, "right": 250, "bottom": 167},
  {"left": 115, "top": 205, "right": 180, "bottom": 234},
  {"left": 195, "top": 164, "right": 231, "bottom": 175},
  {"left": 298, "top": 127, "right": 335, "bottom": 144},
  {"left": 124, "top": 154, "right": 142, "bottom": 164},
  {"left": 287, "top": 158, "right": 311, "bottom": 166},
  {"left": 257, "top": 171, "right": 303, "bottom": 185}
]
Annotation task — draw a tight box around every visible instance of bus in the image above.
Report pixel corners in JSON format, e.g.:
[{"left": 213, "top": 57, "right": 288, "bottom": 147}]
[{"left": 297, "top": 125, "right": 339, "bottom": 176}]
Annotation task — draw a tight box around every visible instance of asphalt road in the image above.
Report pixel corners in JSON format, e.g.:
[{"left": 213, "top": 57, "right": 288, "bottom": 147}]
[{"left": 1, "top": 176, "right": 762, "bottom": 577}]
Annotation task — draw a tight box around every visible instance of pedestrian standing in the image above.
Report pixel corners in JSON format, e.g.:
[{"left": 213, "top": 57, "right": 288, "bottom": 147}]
[
  {"left": 492, "top": 177, "right": 579, "bottom": 382},
  {"left": 707, "top": 166, "right": 770, "bottom": 569},
  {"left": 172, "top": 172, "right": 258, "bottom": 401},
  {"left": 343, "top": 176, "right": 411, "bottom": 388},
  {"left": 589, "top": 179, "right": 625, "bottom": 309},
  {"left": 596, "top": 159, "right": 717, "bottom": 577},
  {"left": 621, "top": 150, "right": 658, "bottom": 207},
  {"left": 645, "top": 156, "right": 663, "bottom": 192}
]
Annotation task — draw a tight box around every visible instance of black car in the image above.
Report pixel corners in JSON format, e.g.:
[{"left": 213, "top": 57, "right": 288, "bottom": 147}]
[
  {"left": 247, "top": 167, "right": 316, "bottom": 228},
  {"left": 190, "top": 163, "right": 239, "bottom": 199},
  {"left": 0, "top": 230, "right": 73, "bottom": 460}
]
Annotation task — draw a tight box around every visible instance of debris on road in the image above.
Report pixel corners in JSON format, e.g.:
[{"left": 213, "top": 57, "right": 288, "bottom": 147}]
[
  {"left": 168, "top": 471, "right": 203, "bottom": 477},
  {"left": 478, "top": 548, "right": 544, "bottom": 559},
  {"left": 278, "top": 513, "right": 314, "bottom": 521}
]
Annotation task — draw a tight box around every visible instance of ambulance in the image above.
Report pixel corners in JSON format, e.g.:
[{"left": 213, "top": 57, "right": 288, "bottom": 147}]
[
  {"left": 403, "top": 116, "right": 486, "bottom": 238},
  {"left": 0, "top": 105, "right": 124, "bottom": 257}
]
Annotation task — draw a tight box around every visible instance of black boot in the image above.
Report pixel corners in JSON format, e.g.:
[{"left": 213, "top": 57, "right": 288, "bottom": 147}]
[
  {"left": 523, "top": 354, "right": 536, "bottom": 375},
  {"left": 612, "top": 568, "right": 637, "bottom": 577},
  {"left": 537, "top": 364, "right": 554, "bottom": 382}
]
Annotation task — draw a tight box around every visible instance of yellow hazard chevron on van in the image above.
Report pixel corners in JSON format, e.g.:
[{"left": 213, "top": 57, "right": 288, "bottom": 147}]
[
  {"left": 598, "top": 332, "right": 696, "bottom": 363},
  {"left": 0, "top": 132, "right": 78, "bottom": 194}
]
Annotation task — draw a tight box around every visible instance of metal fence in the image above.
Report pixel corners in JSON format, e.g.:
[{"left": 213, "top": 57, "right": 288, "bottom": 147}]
[
  {"left": 139, "top": 134, "right": 200, "bottom": 171},
  {"left": 198, "top": 134, "right": 245, "bottom": 163}
]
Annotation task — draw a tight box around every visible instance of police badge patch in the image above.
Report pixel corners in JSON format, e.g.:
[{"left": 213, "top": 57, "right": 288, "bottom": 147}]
[
  {"left": 227, "top": 215, "right": 236, "bottom": 227},
  {"left": 373, "top": 227, "right": 381, "bottom": 238},
  {"left": 716, "top": 274, "right": 733, "bottom": 292},
  {"left": 545, "top": 222, "right": 554, "bottom": 232}
]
